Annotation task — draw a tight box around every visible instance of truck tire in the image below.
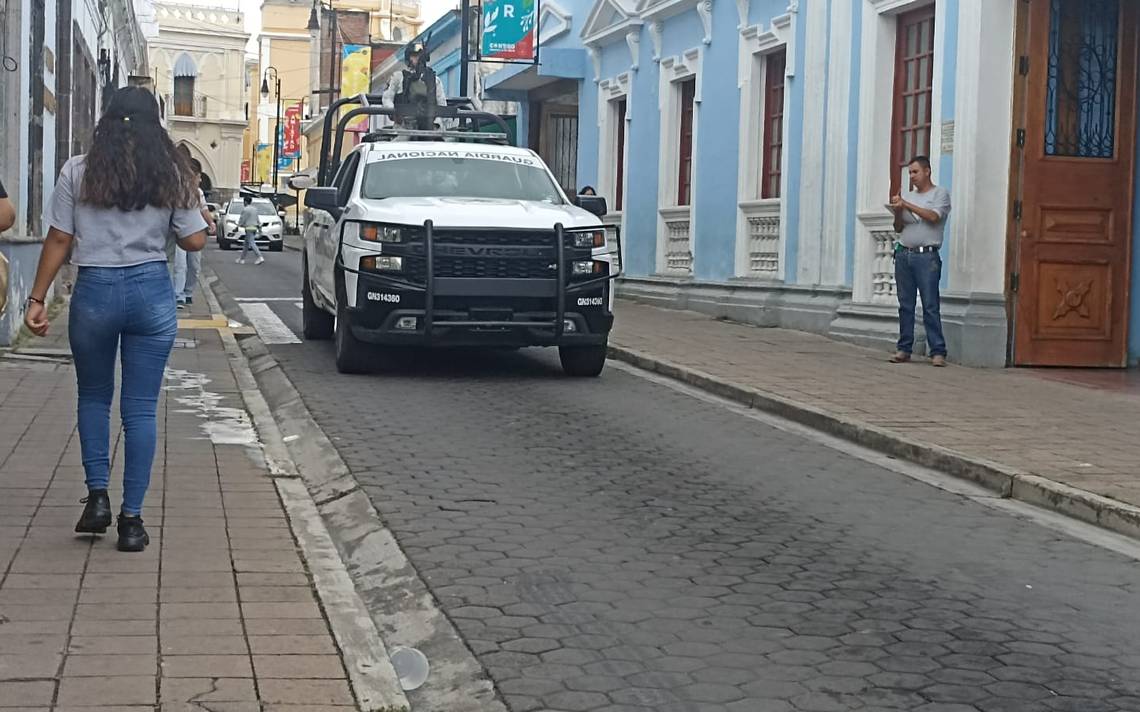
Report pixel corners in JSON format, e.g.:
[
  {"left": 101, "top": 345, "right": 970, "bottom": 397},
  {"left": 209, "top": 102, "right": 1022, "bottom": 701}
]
[
  {"left": 559, "top": 343, "right": 607, "bottom": 377},
  {"left": 302, "top": 258, "right": 334, "bottom": 340},
  {"left": 335, "top": 301, "right": 372, "bottom": 374}
]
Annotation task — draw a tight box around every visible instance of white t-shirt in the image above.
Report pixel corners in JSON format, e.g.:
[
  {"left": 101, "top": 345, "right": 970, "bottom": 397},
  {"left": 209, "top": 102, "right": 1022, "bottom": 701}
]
[{"left": 899, "top": 185, "right": 952, "bottom": 248}]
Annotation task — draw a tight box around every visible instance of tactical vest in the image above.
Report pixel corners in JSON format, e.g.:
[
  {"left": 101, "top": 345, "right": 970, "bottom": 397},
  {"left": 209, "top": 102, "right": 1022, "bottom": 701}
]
[{"left": 396, "top": 66, "right": 437, "bottom": 109}]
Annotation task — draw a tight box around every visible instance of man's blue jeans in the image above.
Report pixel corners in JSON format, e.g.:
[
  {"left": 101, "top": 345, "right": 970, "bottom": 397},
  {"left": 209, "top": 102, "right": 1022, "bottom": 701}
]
[
  {"left": 894, "top": 249, "right": 947, "bottom": 357},
  {"left": 69, "top": 262, "right": 178, "bottom": 515}
]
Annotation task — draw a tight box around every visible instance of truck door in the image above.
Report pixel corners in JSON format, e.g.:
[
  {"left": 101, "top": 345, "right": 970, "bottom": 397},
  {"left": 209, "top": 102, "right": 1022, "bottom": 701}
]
[{"left": 318, "top": 152, "right": 362, "bottom": 304}]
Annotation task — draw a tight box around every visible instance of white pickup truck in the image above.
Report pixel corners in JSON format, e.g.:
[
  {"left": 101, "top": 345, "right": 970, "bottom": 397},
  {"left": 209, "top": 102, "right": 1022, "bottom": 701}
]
[{"left": 299, "top": 103, "right": 621, "bottom": 376}]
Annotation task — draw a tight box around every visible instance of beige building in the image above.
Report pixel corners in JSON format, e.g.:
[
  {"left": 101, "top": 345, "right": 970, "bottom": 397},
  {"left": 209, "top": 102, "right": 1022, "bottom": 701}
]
[
  {"left": 149, "top": 2, "right": 251, "bottom": 202},
  {"left": 256, "top": 0, "right": 425, "bottom": 189}
]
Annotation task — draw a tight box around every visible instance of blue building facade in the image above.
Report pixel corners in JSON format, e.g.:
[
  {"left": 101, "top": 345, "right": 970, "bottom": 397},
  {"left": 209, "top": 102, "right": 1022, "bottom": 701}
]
[{"left": 488, "top": 0, "right": 1140, "bottom": 368}]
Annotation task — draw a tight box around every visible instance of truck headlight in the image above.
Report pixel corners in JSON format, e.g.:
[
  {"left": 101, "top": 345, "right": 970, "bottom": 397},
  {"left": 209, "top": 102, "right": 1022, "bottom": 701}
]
[
  {"left": 573, "top": 231, "right": 606, "bottom": 249},
  {"left": 356, "top": 223, "right": 402, "bottom": 243},
  {"left": 361, "top": 256, "right": 403, "bottom": 271},
  {"left": 572, "top": 260, "right": 597, "bottom": 276}
]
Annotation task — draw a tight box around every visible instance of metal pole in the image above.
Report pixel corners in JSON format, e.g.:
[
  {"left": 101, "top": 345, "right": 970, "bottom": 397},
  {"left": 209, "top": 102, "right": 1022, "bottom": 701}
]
[
  {"left": 459, "top": 0, "right": 470, "bottom": 98},
  {"left": 271, "top": 77, "right": 281, "bottom": 197},
  {"left": 330, "top": 10, "right": 338, "bottom": 105}
]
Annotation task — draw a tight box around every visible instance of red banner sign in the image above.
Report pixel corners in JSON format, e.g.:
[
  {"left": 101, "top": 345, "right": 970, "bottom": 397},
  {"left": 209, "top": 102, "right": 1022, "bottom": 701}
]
[
  {"left": 241, "top": 159, "right": 251, "bottom": 183},
  {"left": 283, "top": 104, "right": 302, "bottom": 158}
]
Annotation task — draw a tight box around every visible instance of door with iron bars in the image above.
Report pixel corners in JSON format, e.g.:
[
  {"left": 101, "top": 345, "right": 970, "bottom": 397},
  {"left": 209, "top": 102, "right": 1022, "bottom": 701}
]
[{"left": 1014, "top": 0, "right": 1138, "bottom": 367}]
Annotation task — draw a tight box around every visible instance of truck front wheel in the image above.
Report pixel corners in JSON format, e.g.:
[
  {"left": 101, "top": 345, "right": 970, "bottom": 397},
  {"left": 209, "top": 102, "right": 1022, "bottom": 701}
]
[
  {"left": 559, "top": 343, "right": 608, "bottom": 377},
  {"left": 335, "top": 302, "right": 372, "bottom": 374},
  {"left": 302, "top": 257, "right": 335, "bottom": 340}
]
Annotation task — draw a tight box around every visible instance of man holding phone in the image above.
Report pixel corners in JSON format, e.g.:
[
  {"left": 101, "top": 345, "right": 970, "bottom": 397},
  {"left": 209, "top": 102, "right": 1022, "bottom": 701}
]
[{"left": 889, "top": 156, "right": 951, "bottom": 367}]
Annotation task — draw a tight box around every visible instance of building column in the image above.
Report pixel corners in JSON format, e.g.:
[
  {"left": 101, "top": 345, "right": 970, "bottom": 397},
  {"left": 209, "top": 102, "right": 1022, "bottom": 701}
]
[
  {"left": 946, "top": 0, "right": 1015, "bottom": 297},
  {"left": 793, "top": 0, "right": 829, "bottom": 286},
  {"left": 928, "top": 0, "right": 1016, "bottom": 367},
  {"left": 819, "top": 0, "right": 854, "bottom": 287}
]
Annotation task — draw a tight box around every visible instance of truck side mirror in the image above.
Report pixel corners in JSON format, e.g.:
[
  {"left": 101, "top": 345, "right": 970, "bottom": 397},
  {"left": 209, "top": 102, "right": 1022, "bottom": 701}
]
[
  {"left": 305, "top": 186, "right": 341, "bottom": 212},
  {"left": 288, "top": 174, "right": 316, "bottom": 190},
  {"left": 575, "top": 195, "right": 608, "bottom": 217}
]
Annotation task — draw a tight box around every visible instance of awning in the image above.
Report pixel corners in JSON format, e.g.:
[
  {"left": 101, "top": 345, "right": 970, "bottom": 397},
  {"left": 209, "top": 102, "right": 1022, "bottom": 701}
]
[
  {"left": 483, "top": 49, "right": 587, "bottom": 96},
  {"left": 173, "top": 54, "right": 197, "bottom": 78}
]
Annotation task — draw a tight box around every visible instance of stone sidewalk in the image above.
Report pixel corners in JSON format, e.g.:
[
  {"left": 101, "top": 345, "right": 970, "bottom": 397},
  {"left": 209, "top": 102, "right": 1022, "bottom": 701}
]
[
  {"left": 0, "top": 291, "right": 374, "bottom": 710},
  {"left": 610, "top": 300, "right": 1140, "bottom": 537}
]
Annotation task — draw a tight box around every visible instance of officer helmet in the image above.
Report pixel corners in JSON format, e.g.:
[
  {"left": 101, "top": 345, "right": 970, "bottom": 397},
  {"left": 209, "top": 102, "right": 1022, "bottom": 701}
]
[{"left": 405, "top": 42, "right": 429, "bottom": 64}]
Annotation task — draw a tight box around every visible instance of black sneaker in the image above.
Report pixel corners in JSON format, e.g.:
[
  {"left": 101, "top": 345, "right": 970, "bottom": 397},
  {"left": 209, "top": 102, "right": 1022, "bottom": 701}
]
[
  {"left": 116, "top": 515, "right": 150, "bottom": 552},
  {"left": 75, "top": 490, "right": 112, "bottom": 534}
]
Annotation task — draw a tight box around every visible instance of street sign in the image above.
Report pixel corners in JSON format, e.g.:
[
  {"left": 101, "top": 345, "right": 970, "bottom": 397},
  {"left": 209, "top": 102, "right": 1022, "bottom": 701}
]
[{"left": 480, "top": 0, "right": 537, "bottom": 61}]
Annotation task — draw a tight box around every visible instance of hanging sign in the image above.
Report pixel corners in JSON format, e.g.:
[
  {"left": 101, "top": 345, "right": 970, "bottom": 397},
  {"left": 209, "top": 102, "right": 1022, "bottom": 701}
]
[
  {"left": 283, "top": 104, "right": 302, "bottom": 158},
  {"left": 342, "top": 44, "right": 373, "bottom": 129},
  {"left": 480, "top": 0, "right": 538, "bottom": 61}
]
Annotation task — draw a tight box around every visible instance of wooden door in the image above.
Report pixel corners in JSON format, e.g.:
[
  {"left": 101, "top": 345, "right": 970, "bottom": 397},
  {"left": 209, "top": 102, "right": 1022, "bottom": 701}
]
[{"left": 1014, "top": 0, "right": 1138, "bottom": 366}]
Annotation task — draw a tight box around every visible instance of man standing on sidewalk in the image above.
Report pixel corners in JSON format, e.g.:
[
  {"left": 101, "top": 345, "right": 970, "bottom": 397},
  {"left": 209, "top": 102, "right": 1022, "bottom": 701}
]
[{"left": 889, "top": 156, "right": 951, "bottom": 367}]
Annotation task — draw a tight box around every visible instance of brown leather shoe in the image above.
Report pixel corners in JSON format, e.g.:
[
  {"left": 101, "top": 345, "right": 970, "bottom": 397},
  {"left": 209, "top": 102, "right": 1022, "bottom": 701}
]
[
  {"left": 931, "top": 355, "right": 947, "bottom": 367},
  {"left": 889, "top": 352, "right": 911, "bottom": 364}
]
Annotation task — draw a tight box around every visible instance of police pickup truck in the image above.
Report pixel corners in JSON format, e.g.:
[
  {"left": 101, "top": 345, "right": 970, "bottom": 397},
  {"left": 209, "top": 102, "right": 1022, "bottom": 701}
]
[{"left": 298, "top": 100, "right": 621, "bottom": 376}]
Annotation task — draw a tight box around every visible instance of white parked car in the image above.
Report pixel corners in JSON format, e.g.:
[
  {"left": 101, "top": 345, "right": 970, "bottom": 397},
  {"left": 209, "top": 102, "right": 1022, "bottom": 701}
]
[
  {"left": 300, "top": 105, "right": 620, "bottom": 376},
  {"left": 219, "top": 198, "right": 284, "bottom": 251}
]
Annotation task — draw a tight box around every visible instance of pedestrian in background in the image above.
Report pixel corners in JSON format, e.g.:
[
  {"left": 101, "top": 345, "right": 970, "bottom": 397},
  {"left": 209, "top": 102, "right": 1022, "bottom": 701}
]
[
  {"left": 888, "top": 156, "right": 951, "bottom": 367},
  {"left": 181, "top": 159, "right": 215, "bottom": 307},
  {"left": 236, "top": 197, "right": 265, "bottom": 265},
  {"left": 0, "top": 178, "right": 14, "bottom": 231},
  {"left": 171, "top": 159, "right": 214, "bottom": 308},
  {"left": 0, "top": 179, "right": 12, "bottom": 317},
  {"left": 23, "top": 87, "right": 207, "bottom": 552}
]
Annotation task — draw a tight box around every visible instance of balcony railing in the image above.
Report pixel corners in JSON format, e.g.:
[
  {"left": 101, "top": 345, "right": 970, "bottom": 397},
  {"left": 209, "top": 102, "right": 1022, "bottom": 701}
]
[{"left": 163, "top": 93, "right": 208, "bottom": 119}]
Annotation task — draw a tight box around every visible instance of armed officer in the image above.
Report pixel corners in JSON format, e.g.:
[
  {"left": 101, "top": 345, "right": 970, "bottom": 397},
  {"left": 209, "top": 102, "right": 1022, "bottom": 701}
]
[{"left": 382, "top": 42, "right": 448, "bottom": 130}]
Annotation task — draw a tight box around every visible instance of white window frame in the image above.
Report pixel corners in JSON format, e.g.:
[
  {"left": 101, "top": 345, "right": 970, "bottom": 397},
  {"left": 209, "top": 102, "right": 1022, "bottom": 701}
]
[
  {"left": 853, "top": 0, "right": 946, "bottom": 303},
  {"left": 656, "top": 47, "right": 702, "bottom": 275},
  {"left": 734, "top": 9, "right": 794, "bottom": 279},
  {"left": 597, "top": 73, "right": 632, "bottom": 221}
]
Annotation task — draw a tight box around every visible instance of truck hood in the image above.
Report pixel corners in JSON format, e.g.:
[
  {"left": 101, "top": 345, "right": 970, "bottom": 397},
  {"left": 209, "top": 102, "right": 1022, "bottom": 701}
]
[{"left": 350, "top": 197, "right": 603, "bottom": 230}]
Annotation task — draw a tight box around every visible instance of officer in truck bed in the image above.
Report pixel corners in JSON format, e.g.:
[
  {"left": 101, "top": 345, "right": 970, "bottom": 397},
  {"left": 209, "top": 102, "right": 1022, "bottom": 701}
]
[{"left": 382, "top": 42, "right": 448, "bottom": 130}]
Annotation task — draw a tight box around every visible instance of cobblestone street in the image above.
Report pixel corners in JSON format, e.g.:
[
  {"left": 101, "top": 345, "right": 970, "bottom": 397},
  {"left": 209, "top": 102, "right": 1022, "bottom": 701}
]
[{"left": 209, "top": 248, "right": 1140, "bottom": 712}]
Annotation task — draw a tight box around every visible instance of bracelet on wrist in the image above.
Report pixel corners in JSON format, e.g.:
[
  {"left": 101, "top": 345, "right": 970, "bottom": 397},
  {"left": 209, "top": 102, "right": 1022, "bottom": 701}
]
[{"left": 26, "top": 296, "right": 45, "bottom": 305}]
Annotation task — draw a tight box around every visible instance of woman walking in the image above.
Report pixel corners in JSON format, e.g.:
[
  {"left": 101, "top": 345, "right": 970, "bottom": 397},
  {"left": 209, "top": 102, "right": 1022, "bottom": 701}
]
[{"left": 23, "top": 87, "right": 207, "bottom": 552}]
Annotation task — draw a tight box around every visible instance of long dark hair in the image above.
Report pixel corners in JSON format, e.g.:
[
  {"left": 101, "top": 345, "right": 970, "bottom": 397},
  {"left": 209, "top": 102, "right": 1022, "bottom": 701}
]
[{"left": 80, "top": 87, "right": 199, "bottom": 211}]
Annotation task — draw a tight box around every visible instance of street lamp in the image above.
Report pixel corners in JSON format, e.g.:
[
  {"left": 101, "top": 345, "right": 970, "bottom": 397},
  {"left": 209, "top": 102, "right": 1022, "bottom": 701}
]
[
  {"left": 261, "top": 66, "right": 282, "bottom": 200},
  {"left": 307, "top": 1, "right": 320, "bottom": 32},
  {"left": 305, "top": 0, "right": 339, "bottom": 107}
]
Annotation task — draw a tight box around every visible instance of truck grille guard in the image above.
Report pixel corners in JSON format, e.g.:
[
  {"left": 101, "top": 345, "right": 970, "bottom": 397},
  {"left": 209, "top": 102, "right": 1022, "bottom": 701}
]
[{"left": 334, "top": 221, "right": 623, "bottom": 342}]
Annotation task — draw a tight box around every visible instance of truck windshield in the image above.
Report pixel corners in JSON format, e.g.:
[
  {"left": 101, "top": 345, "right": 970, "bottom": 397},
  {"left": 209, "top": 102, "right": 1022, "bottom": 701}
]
[{"left": 361, "top": 155, "right": 564, "bottom": 204}]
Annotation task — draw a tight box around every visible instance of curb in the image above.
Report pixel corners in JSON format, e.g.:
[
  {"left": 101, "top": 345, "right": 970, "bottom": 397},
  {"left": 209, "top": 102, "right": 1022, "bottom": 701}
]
[
  {"left": 201, "top": 268, "right": 411, "bottom": 712},
  {"left": 607, "top": 344, "right": 1140, "bottom": 541},
  {"left": 203, "top": 265, "right": 509, "bottom": 712}
]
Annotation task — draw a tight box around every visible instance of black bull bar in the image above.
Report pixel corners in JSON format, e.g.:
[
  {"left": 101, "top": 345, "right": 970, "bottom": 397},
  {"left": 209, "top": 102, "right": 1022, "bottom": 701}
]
[{"left": 335, "top": 222, "right": 623, "bottom": 342}]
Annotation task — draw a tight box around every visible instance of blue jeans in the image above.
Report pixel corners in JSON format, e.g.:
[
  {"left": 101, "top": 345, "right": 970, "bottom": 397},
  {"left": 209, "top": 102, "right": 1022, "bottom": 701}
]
[
  {"left": 894, "top": 249, "right": 947, "bottom": 357},
  {"left": 240, "top": 228, "right": 262, "bottom": 261},
  {"left": 69, "top": 262, "right": 178, "bottom": 515},
  {"left": 173, "top": 249, "right": 201, "bottom": 302}
]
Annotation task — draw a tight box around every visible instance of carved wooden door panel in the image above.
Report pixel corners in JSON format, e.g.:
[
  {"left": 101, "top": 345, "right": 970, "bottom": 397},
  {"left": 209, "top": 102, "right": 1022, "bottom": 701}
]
[{"left": 1015, "top": 0, "right": 1138, "bottom": 367}]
